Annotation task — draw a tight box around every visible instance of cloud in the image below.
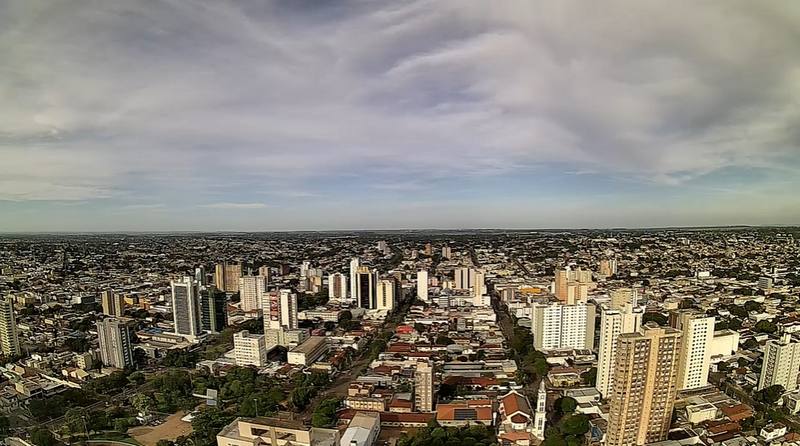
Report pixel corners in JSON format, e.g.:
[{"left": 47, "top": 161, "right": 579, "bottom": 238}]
[
  {"left": 198, "top": 202, "right": 269, "bottom": 210},
  {"left": 0, "top": 0, "right": 798, "bottom": 229}
]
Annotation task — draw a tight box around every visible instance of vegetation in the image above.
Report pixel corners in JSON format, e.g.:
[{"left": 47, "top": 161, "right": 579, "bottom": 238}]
[
  {"left": 398, "top": 421, "right": 496, "bottom": 446},
  {"left": 542, "top": 414, "right": 591, "bottom": 446},
  {"left": 311, "top": 398, "right": 341, "bottom": 428},
  {"left": 509, "top": 326, "right": 549, "bottom": 384}
]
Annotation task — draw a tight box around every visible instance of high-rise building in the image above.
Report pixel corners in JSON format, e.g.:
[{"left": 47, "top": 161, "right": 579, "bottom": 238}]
[
  {"left": 673, "top": 311, "right": 715, "bottom": 390},
  {"left": 414, "top": 361, "right": 434, "bottom": 412},
  {"left": 596, "top": 304, "right": 643, "bottom": 398},
  {"left": 349, "top": 257, "right": 360, "bottom": 300},
  {"left": 554, "top": 267, "right": 592, "bottom": 304},
  {"left": 280, "top": 289, "right": 298, "bottom": 330},
  {"left": 200, "top": 286, "right": 227, "bottom": 333},
  {"left": 424, "top": 243, "right": 433, "bottom": 256},
  {"left": 759, "top": 334, "right": 800, "bottom": 391},
  {"left": 239, "top": 275, "right": 268, "bottom": 312},
  {"left": 606, "top": 325, "right": 682, "bottom": 446},
  {"left": 101, "top": 290, "right": 125, "bottom": 317},
  {"left": 454, "top": 267, "right": 475, "bottom": 290},
  {"left": 355, "top": 266, "right": 377, "bottom": 309},
  {"left": 257, "top": 266, "right": 271, "bottom": 283},
  {"left": 531, "top": 302, "right": 595, "bottom": 351},
  {"left": 214, "top": 262, "right": 242, "bottom": 293},
  {"left": 376, "top": 278, "right": 396, "bottom": 311},
  {"left": 610, "top": 288, "right": 638, "bottom": 310},
  {"left": 473, "top": 270, "right": 485, "bottom": 297},
  {"left": 416, "top": 270, "right": 428, "bottom": 301},
  {"left": 171, "top": 277, "right": 202, "bottom": 340},
  {"left": 0, "top": 297, "right": 20, "bottom": 357},
  {"left": 599, "top": 258, "right": 618, "bottom": 277},
  {"left": 300, "top": 261, "right": 311, "bottom": 279},
  {"left": 262, "top": 289, "right": 298, "bottom": 346},
  {"left": 97, "top": 317, "right": 135, "bottom": 369},
  {"left": 194, "top": 266, "right": 207, "bottom": 286},
  {"left": 328, "top": 273, "right": 348, "bottom": 299},
  {"left": 233, "top": 330, "right": 267, "bottom": 367},
  {"left": 532, "top": 380, "right": 547, "bottom": 440},
  {"left": 441, "top": 246, "right": 452, "bottom": 259}
]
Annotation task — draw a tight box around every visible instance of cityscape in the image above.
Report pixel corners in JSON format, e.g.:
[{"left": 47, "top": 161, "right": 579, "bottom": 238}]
[
  {"left": 0, "top": 229, "right": 798, "bottom": 446},
  {"left": 2, "top": 2, "right": 800, "bottom": 446}
]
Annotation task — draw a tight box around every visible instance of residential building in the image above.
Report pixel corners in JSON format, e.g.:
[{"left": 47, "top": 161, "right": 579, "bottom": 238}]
[
  {"left": 610, "top": 288, "right": 638, "bottom": 310},
  {"left": 596, "top": 304, "right": 643, "bottom": 398},
  {"left": 349, "top": 257, "right": 360, "bottom": 300},
  {"left": 606, "top": 325, "right": 682, "bottom": 446},
  {"left": 376, "top": 278, "right": 396, "bottom": 311},
  {"left": 531, "top": 302, "right": 595, "bottom": 351},
  {"left": 673, "top": 311, "right": 715, "bottom": 390},
  {"left": 215, "top": 262, "right": 242, "bottom": 293},
  {"left": 355, "top": 266, "right": 377, "bottom": 309},
  {"left": 239, "top": 275, "right": 268, "bottom": 312},
  {"left": 417, "top": 270, "right": 428, "bottom": 301},
  {"left": 233, "top": 330, "right": 267, "bottom": 367},
  {"left": 0, "top": 296, "right": 20, "bottom": 357},
  {"left": 759, "top": 334, "right": 800, "bottom": 391},
  {"left": 96, "top": 317, "right": 135, "bottom": 369},
  {"left": 328, "top": 273, "right": 348, "bottom": 299},
  {"left": 415, "top": 361, "right": 434, "bottom": 412},
  {"left": 100, "top": 290, "right": 125, "bottom": 317}
]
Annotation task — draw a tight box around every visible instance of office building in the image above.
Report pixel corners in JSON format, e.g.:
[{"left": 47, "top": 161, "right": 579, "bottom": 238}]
[
  {"left": 239, "top": 275, "right": 268, "bottom": 312},
  {"left": 200, "top": 286, "right": 227, "bottom": 333},
  {"left": 531, "top": 302, "right": 595, "bottom": 351},
  {"left": 606, "top": 325, "right": 682, "bottom": 446},
  {"left": 376, "top": 278, "right": 396, "bottom": 311},
  {"left": 355, "top": 266, "right": 377, "bottom": 309},
  {"left": 101, "top": 290, "right": 125, "bottom": 317},
  {"left": 349, "top": 257, "right": 360, "bottom": 299},
  {"left": 759, "top": 334, "right": 800, "bottom": 391},
  {"left": 416, "top": 270, "right": 428, "bottom": 301},
  {"left": 328, "top": 273, "right": 348, "bottom": 299},
  {"left": 214, "top": 262, "right": 242, "bottom": 293},
  {"left": 596, "top": 304, "right": 643, "bottom": 398},
  {"left": 0, "top": 296, "right": 20, "bottom": 357},
  {"left": 414, "top": 361, "right": 434, "bottom": 412},
  {"left": 97, "top": 318, "right": 135, "bottom": 369},
  {"left": 194, "top": 266, "right": 207, "bottom": 286},
  {"left": 233, "top": 330, "right": 267, "bottom": 367},
  {"left": 673, "top": 311, "right": 715, "bottom": 390},
  {"left": 171, "top": 277, "right": 202, "bottom": 340}
]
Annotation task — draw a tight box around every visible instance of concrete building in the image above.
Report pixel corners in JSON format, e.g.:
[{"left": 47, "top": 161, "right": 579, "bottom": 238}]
[
  {"left": 215, "top": 262, "right": 242, "bottom": 293},
  {"left": 531, "top": 302, "right": 595, "bottom": 351},
  {"left": 454, "top": 267, "right": 476, "bottom": 290},
  {"left": 0, "top": 296, "right": 21, "bottom": 357},
  {"left": 96, "top": 317, "right": 134, "bottom": 369},
  {"left": 171, "top": 277, "right": 202, "bottom": 340},
  {"left": 349, "top": 257, "right": 360, "bottom": 300},
  {"left": 100, "top": 290, "right": 125, "bottom": 317},
  {"left": 340, "top": 412, "right": 380, "bottom": 446},
  {"left": 596, "top": 304, "right": 643, "bottom": 398},
  {"left": 414, "top": 361, "right": 434, "bottom": 412},
  {"left": 417, "top": 270, "right": 428, "bottom": 302},
  {"left": 216, "top": 417, "right": 339, "bottom": 446},
  {"left": 200, "top": 286, "right": 227, "bottom": 333},
  {"left": 355, "top": 267, "right": 377, "bottom": 310},
  {"left": 288, "top": 336, "right": 328, "bottom": 366},
  {"left": 673, "top": 312, "right": 715, "bottom": 390},
  {"left": 610, "top": 288, "right": 638, "bottom": 310},
  {"left": 532, "top": 380, "right": 546, "bottom": 440},
  {"left": 376, "top": 278, "right": 396, "bottom": 311},
  {"left": 606, "top": 325, "right": 682, "bottom": 446},
  {"left": 239, "top": 275, "right": 268, "bottom": 312},
  {"left": 759, "top": 334, "right": 800, "bottom": 391},
  {"left": 262, "top": 289, "right": 298, "bottom": 347},
  {"left": 233, "top": 330, "right": 267, "bottom": 367},
  {"left": 328, "top": 273, "right": 348, "bottom": 299},
  {"left": 554, "top": 267, "right": 592, "bottom": 304}
]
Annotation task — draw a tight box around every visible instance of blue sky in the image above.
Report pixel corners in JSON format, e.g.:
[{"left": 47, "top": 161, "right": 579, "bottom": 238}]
[{"left": 1, "top": 1, "right": 799, "bottom": 231}]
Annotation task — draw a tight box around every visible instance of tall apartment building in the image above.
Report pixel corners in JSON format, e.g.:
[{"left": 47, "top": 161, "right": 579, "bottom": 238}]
[
  {"left": 596, "top": 304, "right": 643, "bottom": 398},
  {"left": 417, "top": 270, "right": 428, "bottom": 301},
  {"left": 606, "top": 325, "right": 682, "bottom": 446},
  {"left": 101, "top": 290, "right": 125, "bottom": 317},
  {"left": 531, "top": 302, "right": 595, "bottom": 351},
  {"left": 262, "top": 289, "right": 298, "bottom": 347},
  {"left": 376, "top": 278, "right": 396, "bottom": 311},
  {"left": 441, "top": 246, "right": 452, "bottom": 259},
  {"left": 759, "top": 334, "right": 800, "bottom": 391},
  {"left": 0, "top": 296, "right": 20, "bottom": 357},
  {"left": 233, "top": 330, "right": 267, "bottom": 367},
  {"left": 673, "top": 311, "right": 715, "bottom": 390},
  {"left": 554, "top": 267, "right": 591, "bottom": 304},
  {"left": 414, "top": 361, "right": 434, "bottom": 412},
  {"left": 257, "top": 266, "right": 271, "bottom": 283},
  {"left": 200, "top": 286, "right": 227, "bottom": 333},
  {"left": 454, "top": 267, "right": 475, "bottom": 290},
  {"left": 424, "top": 243, "right": 433, "bottom": 256},
  {"left": 349, "top": 257, "right": 360, "bottom": 299},
  {"left": 610, "top": 288, "right": 638, "bottom": 310},
  {"left": 194, "top": 266, "right": 207, "bottom": 286},
  {"left": 97, "top": 317, "right": 134, "bottom": 369},
  {"left": 473, "top": 270, "right": 486, "bottom": 297},
  {"left": 239, "top": 275, "right": 268, "bottom": 312},
  {"left": 214, "top": 262, "right": 242, "bottom": 293},
  {"left": 355, "top": 266, "right": 377, "bottom": 309},
  {"left": 171, "top": 277, "right": 202, "bottom": 340},
  {"left": 328, "top": 273, "right": 348, "bottom": 299}
]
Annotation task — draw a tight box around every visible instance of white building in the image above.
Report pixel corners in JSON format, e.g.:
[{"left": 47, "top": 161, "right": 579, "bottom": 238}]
[
  {"left": 531, "top": 302, "right": 595, "bottom": 351},
  {"left": 340, "top": 412, "right": 380, "bottom": 446},
  {"left": 414, "top": 361, "right": 434, "bottom": 412},
  {"left": 532, "top": 380, "right": 547, "bottom": 440},
  {"left": 759, "top": 334, "right": 800, "bottom": 391},
  {"left": 416, "top": 270, "right": 428, "bottom": 301},
  {"left": 0, "top": 296, "right": 20, "bottom": 356},
  {"left": 233, "top": 330, "right": 267, "bottom": 367},
  {"left": 376, "top": 279, "right": 395, "bottom": 311},
  {"left": 596, "top": 304, "right": 643, "bottom": 398},
  {"left": 674, "top": 312, "right": 715, "bottom": 390},
  {"left": 349, "top": 257, "right": 360, "bottom": 299},
  {"left": 239, "top": 275, "right": 268, "bottom": 312}
]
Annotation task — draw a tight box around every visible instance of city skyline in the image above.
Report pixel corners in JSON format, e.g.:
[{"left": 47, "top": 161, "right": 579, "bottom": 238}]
[{"left": 2, "top": 1, "right": 799, "bottom": 231}]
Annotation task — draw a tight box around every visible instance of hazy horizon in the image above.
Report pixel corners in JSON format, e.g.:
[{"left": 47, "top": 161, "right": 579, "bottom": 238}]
[{"left": 2, "top": 1, "right": 799, "bottom": 231}]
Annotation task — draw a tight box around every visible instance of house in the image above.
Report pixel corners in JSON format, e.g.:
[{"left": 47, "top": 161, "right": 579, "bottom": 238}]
[
  {"left": 498, "top": 390, "right": 533, "bottom": 433},
  {"left": 436, "top": 400, "right": 493, "bottom": 427}
]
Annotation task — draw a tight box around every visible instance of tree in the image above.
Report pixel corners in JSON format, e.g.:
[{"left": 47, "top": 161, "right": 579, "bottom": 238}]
[
  {"left": 436, "top": 335, "right": 455, "bottom": 346},
  {"left": 642, "top": 312, "right": 668, "bottom": 326},
  {"left": 754, "top": 320, "right": 778, "bottom": 334},
  {"left": 132, "top": 393, "right": 153, "bottom": 417},
  {"left": 30, "top": 428, "right": 57, "bottom": 446},
  {"left": 113, "top": 418, "right": 130, "bottom": 433},
  {"left": 312, "top": 398, "right": 341, "bottom": 427},
  {"left": 743, "top": 338, "right": 759, "bottom": 350},
  {"left": 582, "top": 367, "right": 597, "bottom": 386},
  {"left": 323, "top": 321, "right": 336, "bottom": 331},
  {"left": 65, "top": 407, "right": 88, "bottom": 436},
  {"left": 744, "top": 300, "right": 764, "bottom": 313},
  {"left": 559, "top": 414, "right": 590, "bottom": 436},
  {"left": 556, "top": 397, "right": 577, "bottom": 418},
  {"left": 757, "top": 385, "right": 785, "bottom": 404},
  {"left": 0, "top": 416, "right": 10, "bottom": 438}
]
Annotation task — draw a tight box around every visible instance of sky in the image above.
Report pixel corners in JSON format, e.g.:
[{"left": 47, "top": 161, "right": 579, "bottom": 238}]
[{"left": 1, "top": 0, "right": 799, "bottom": 232}]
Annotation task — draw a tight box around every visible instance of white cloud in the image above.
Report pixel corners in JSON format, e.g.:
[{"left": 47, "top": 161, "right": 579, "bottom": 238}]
[{"left": 198, "top": 202, "right": 269, "bottom": 210}]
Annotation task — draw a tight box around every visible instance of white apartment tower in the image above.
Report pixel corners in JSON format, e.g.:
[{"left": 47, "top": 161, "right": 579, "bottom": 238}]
[
  {"left": 759, "top": 334, "right": 800, "bottom": 391},
  {"left": 349, "top": 257, "right": 360, "bottom": 300},
  {"left": 239, "top": 275, "right": 268, "bottom": 312},
  {"left": 233, "top": 330, "right": 267, "bottom": 367},
  {"left": 531, "top": 302, "right": 596, "bottom": 351},
  {"left": 171, "top": 277, "right": 202, "bottom": 340},
  {"left": 328, "top": 273, "right": 348, "bottom": 299},
  {"left": 0, "top": 296, "right": 20, "bottom": 357},
  {"left": 596, "top": 304, "right": 643, "bottom": 398},
  {"left": 417, "top": 270, "right": 429, "bottom": 301},
  {"left": 101, "top": 290, "right": 125, "bottom": 317},
  {"left": 674, "top": 311, "right": 715, "bottom": 390},
  {"left": 414, "top": 361, "right": 434, "bottom": 412},
  {"left": 376, "top": 279, "right": 396, "bottom": 311}
]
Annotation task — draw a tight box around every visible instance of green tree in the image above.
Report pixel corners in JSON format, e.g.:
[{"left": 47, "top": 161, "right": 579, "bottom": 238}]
[
  {"left": 113, "top": 418, "right": 130, "bottom": 433},
  {"left": 30, "top": 429, "right": 57, "bottom": 446},
  {"left": 754, "top": 320, "right": 777, "bottom": 334},
  {"left": 757, "top": 385, "right": 785, "bottom": 404},
  {"left": 132, "top": 393, "right": 153, "bottom": 417},
  {"left": 65, "top": 407, "right": 88, "bottom": 436},
  {"left": 560, "top": 414, "right": 591, "bottom": 436},
  {"left": 312, "top": 398, "right": 341, "bottom": 427}
]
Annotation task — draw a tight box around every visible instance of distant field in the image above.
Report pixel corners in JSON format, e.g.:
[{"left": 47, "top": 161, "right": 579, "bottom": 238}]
[{"left": 128, "top": 412, "right": 193, "bottom": 446}]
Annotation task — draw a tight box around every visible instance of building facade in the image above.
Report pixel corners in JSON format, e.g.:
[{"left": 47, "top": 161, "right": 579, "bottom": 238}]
[
  {"left": 596, "top": 304, "right": 643, "bottom": 398},
  {"left": 97, "top": 317, "right": 135, "bottom": 369},
  {"left": 759, "top": 334, "right": 800, "bottom": 391}
]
